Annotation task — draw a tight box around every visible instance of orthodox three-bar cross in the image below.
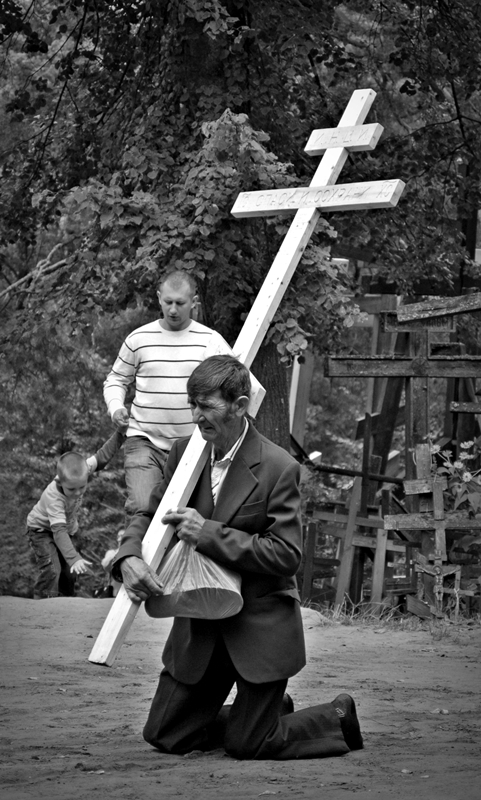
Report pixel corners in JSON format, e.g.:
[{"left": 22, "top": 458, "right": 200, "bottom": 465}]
[{"left": 89, "top": 88, "right": 405, "bottom": 666}]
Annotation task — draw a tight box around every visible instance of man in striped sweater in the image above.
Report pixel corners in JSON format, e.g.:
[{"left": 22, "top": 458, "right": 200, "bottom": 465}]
[{"left": 103, "top": 270, "right": 231, "bottom": 518}]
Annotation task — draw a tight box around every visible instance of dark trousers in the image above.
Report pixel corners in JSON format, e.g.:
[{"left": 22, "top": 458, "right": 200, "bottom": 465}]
[
  {"left": 143, "top": 638, "right": 349, "bottom": 760},
  {"left": 26, "top": 528, "right": 76, "bottom": 599}
]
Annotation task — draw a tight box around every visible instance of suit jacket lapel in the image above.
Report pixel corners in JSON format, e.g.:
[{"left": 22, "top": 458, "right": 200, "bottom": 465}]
[
  {"left": 211, "top": 423, "right": 261, "bottom": 523},
  {"left": 192, "top": 459, "right": 215, "bottom": 519}
]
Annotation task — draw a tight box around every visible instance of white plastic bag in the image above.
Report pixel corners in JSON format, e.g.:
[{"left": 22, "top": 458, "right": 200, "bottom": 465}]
[{"left": 144, "top": 540, "right": 243, "bottom": 619}]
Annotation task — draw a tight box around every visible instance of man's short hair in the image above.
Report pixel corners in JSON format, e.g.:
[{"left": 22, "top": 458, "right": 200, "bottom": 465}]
[
  {"left": 57, "top": 452, "right": 89, "bottom": 483},
  {"left": 158, "top": 270, "right": 197, "bottom": 296},
  {"left": 187, "top": 355, "right": 251, "bottom": 404}
]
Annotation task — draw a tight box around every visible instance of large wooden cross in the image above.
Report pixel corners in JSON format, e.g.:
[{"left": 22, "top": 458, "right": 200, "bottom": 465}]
[{"left": 89, "top": 88, "right": 405, "bottom": 666}]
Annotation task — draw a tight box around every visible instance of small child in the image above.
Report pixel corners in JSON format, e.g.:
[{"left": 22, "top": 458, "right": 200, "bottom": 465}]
[{"left": 26, "top": 431, "right": 124, "bottom": 599}]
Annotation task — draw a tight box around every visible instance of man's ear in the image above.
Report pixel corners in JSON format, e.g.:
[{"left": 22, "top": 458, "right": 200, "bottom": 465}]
[
  {"left": 234, "top": 395, "right": 250, "bottom": 417},
  {"left": 157, "top": 290, "right": 164, "bottom": 317}
]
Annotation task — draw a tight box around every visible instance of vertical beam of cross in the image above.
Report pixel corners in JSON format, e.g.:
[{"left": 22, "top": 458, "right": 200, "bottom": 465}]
[{"left": 89, "top": 88, "right": 378, "bottom": 666}]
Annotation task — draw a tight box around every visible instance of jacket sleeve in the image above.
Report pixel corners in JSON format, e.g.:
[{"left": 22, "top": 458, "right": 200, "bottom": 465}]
[{"left": 196, "top": 459, "right": 302, "bottom": 577}]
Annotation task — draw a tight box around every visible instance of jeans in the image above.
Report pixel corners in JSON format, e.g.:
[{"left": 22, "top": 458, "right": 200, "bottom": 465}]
[
  {"left": 26, "top": 528, "right": 76, "bottom": 599},
  {"left": 124, "top": 436, "right": 168, "bottom": 519}
]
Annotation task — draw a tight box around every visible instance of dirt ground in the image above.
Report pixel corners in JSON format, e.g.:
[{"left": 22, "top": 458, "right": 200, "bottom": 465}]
[{"left": 1, "top": 598, "right": 480, "bottom": 800}]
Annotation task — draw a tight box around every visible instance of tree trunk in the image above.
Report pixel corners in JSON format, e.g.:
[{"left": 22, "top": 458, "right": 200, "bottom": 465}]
[{"left": 251, "top": 340, "right": 291, "bottom": 451}]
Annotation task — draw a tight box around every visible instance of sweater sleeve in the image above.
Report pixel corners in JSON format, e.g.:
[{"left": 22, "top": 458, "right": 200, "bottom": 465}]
[{"left": 103, "top": 337, "right": 136, "bottom": 417}]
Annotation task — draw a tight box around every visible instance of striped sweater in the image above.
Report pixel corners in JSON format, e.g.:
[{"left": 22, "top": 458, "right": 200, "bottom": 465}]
[{"left": 103, "top": 319, "right": 231, "bottom": 451}]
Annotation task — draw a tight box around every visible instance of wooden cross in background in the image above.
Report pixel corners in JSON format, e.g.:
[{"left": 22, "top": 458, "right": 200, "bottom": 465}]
[
  {"left": 385, "top": 442, "right": 481, "bottom": 618},
  {"left": 89, "top": 88, "right": 405, "bottom": 666},
  {"left": 327, "top": 293, "right": 481, "bottom": 608},
  {"left": 327, "top": 312, "right": 481, "bottom": 479}
]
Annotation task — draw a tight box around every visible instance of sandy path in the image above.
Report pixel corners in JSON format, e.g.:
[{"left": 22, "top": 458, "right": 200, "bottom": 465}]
[{"left": 1, "top": 597, "right": 480, "bottom": 799}]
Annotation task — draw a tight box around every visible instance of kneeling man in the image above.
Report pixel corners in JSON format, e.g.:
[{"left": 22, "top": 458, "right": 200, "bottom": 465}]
[{"left": 112, "top": 355, "right": 363, "bottom": 759}]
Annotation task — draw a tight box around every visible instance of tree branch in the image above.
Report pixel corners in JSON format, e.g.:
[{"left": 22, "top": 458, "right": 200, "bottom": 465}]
[{"left": 0, "top": 243, "right": 68, "bottom": 302}]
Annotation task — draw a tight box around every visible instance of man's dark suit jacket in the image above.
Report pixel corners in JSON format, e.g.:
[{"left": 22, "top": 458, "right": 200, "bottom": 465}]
[{"left": 113, "top": 422, "right": 307, "bottom": 685}]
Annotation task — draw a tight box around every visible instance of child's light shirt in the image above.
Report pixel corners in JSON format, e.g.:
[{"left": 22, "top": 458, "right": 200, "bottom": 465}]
[
  {"left": 26, "top": 479, "right": 83, "bottom": 537},
  {"left": 26, "top": 480, "right": 84, "bottom": 566},
  {"left": 26, "top": 431, "right": 124, "bottom": 568}
]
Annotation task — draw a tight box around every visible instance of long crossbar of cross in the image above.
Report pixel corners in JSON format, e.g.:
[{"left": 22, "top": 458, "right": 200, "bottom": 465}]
[{"left": 89, "top": 87, "right": 405, "bottom": 666}]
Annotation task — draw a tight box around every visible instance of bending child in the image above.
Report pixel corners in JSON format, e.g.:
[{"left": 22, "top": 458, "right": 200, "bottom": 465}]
[{"left": 26, "top": 431, "right": 124, "bottom": 599}]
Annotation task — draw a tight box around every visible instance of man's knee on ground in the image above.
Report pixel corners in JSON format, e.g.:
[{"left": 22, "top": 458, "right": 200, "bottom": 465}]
[
  {"left": 143, "top": 729, "right": 197, "bottom": 755},
  {"left": 224, "top": 740, "right": 259, "bottom": 760}
]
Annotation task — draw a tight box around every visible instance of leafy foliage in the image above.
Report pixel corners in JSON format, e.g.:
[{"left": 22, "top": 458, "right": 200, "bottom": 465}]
[
  {"left": 0, "top": 2, "right": 394, "bottom": 341},
  {"left": 3, "top": 1, "right": 481, "bottom": 596},
  {"left": 336, "top": 0, "right": 481, "bottom": 288},
  {"left": 2, "top": 2, "right": 481, "bottom": 341}
]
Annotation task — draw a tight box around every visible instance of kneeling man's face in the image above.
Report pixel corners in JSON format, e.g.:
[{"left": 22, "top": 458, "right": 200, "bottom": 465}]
[{"left": 189, "top": 390, "right": 247, "bottom": 452}]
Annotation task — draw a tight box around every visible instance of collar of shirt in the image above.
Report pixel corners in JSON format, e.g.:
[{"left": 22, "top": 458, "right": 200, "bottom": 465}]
[
  {"left": 210, "top": 418, "right": 249, "bottom": 503},
  {"left": 210, "top": 418, "right": 249, "bottom": 467}
]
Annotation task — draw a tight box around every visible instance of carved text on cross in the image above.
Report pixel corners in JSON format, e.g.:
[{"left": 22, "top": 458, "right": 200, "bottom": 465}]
[{"left": 231, "top": 180, "right": 404, "bottom": 218}]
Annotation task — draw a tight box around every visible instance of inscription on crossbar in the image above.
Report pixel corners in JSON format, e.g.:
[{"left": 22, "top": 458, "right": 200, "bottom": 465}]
[
  {"left": 231, "top": 179, "right": 405, "bottom": 218},
  {"left": 305, "top": 122, "right": 384, "bottom": 154}
]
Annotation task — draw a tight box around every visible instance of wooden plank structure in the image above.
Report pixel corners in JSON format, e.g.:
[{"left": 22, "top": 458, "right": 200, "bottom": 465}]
[
  {"left": 297, "top": 294, "right": 410, "bottom": 609},
  {"left": 397, "top": 292, "right": 481, "bottom": 322},
  {"left": 327, "top": 313, "right": 481, "bottom": 474},
  {"left": 324, "top": 291, "right": 481, "bottom": 609},
  {"left": 385, "top": 443, "right": 480, "bottom": 618},
  {"left": 89, "top": 88, "right": 406, "bottom": 665},
  {"left": 328, "top": 355, "right": 481, "bottom": 378},
  {"left": 327, "top": 297, "right": 407, "bottom": 607},
  {"left": 298, "top": 521, "right": 340, "bottom": 603},
  {"left": 301, "top": 488, "right": 409, "bottom": 608},
  {"left": 289, "top": 309, "right": 406, "bottom": 608}
]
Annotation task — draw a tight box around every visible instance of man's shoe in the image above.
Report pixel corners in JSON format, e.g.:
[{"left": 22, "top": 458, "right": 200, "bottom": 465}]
[{"left": 332, "top": 693, "right": 363, "bottom": 750}]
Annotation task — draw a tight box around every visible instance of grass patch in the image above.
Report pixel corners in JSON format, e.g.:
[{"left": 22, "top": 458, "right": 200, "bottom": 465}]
[{"left": 301, "top": 597, "right": 480, "bottom": 642}]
